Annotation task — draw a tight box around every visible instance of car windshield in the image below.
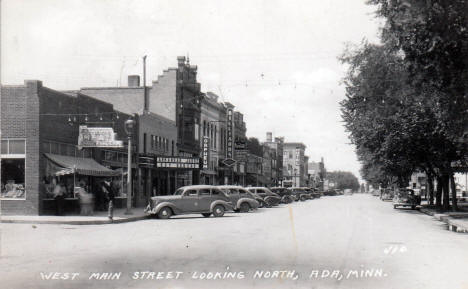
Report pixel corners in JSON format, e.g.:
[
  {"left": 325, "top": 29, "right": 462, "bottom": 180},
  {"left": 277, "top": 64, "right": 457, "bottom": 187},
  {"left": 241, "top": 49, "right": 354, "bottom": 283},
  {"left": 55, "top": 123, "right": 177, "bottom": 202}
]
[{"left": 174, "top": 188, "right": 184, "bottom": 195}]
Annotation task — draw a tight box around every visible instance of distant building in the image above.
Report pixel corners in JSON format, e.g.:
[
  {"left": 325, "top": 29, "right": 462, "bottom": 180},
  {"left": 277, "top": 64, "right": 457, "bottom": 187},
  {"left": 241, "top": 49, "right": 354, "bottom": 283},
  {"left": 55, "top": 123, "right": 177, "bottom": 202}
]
[
  {"left": 263, "top": 132, "right": 284, "bottom": 186},
  {"left": 282, "top": 142, "right": 307, "bottom": 187},
  {"left": 308, "top": 157, "right": 326, "bottom": 189},
  {"left": 200, "top": 92, "right": 226, "bottom": 185}
]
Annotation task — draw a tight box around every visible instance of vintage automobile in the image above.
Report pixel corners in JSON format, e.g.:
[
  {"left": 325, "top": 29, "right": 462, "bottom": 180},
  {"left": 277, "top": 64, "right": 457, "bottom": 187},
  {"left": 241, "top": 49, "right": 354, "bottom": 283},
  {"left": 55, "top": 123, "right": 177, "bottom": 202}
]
[
  {"left": 145, "top": 185, "right": 234, "bottom": 219},
  {"left": 393, "top": 188, "right": 421, "bottom": 210},
  {"left": 246, "top": 187, "right": 282, "bottom": 206},
  {"left": 371, "top": 189, "right": 381, "bottom": 197},
  {"left": 323, "top": 189, "right": 338, "bottom": 196},
  {"left": 288, "top": 187, "right": 311, "bottom": 201},
  {"left": 217, "top": 185, "right": 260, "bottom": 212},
  {"left": 302, "top": 187, "right": 321, "bottom": 199},
  {"left": 380, "top": 188, "right": 394, "bottom": 201},
  {"left": 270, "top": 187, "right": 294, "bottom": 203}
]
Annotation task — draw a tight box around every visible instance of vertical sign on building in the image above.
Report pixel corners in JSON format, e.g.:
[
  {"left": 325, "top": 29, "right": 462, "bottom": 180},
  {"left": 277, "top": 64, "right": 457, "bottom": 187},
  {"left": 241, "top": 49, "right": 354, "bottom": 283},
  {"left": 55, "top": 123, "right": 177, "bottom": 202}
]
[
  {"left": 226, "top": 109, "right": 234, "bottom": 159},
  {"left": 202, "top": 136, "right": 210, "bottom": 169}
]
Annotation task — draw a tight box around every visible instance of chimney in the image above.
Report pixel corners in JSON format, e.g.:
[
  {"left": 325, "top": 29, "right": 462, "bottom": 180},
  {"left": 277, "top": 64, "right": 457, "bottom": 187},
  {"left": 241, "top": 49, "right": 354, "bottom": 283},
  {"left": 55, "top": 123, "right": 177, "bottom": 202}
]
[
  {"left": 266, "top": 132, "right": 272, "bottom": 142},
  {"left": 128, "top": 75, "right": 140, "bottom": 87},
  {"left": 177, "top": 56, "right": 186, "bottom": 68}
]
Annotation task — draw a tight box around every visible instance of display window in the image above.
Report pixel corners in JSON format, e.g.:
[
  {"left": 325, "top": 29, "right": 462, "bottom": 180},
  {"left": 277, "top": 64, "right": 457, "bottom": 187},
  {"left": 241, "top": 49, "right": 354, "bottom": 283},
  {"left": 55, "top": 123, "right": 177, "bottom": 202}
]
[{"left": 1, "top": 139, "right": 26, "bottom": 199}]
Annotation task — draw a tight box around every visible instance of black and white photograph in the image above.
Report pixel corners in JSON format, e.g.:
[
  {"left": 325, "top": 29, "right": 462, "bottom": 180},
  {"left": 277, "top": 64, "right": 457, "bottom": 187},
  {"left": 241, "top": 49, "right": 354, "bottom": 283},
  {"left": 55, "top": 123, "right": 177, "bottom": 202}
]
[{"left": 1, "top": 0, "right": 468, "bottom": 288}]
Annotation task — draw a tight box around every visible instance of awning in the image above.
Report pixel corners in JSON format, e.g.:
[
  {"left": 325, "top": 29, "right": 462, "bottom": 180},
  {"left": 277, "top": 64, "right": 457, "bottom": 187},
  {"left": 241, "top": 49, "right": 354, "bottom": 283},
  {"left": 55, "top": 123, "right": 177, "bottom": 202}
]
[{"left": 44, "top": 153, "right": 120, "bottom": 177}]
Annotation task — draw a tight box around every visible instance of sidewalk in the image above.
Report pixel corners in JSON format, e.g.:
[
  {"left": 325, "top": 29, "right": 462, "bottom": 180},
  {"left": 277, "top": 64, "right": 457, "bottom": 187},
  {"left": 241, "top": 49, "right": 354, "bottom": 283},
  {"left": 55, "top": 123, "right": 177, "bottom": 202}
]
[
  {"left": 0, "top": 207, "right": 150, "bottom": 225},
  {"left": 419, "top": 203, "right": 468, "bottom": 233}
]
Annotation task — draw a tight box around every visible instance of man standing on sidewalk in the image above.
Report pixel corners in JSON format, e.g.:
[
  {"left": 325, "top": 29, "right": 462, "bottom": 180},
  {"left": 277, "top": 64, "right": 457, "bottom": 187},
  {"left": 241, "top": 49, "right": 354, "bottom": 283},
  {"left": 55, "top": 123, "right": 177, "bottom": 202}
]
[{"left": 102, "top": 180, "right": 115, "bottom": 221}]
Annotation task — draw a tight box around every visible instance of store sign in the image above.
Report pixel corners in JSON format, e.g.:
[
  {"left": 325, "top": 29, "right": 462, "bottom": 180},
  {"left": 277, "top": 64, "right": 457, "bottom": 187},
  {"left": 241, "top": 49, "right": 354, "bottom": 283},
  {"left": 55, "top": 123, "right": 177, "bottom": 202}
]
[
  {"left": 222, "top": 158, "right": 236, "bottom": 167},
  {"left": 139, "top": 156, "right": 155, "bottom": 168},
  {"left": 78, "top": 126, "right": 123, "bottom": 148},
  {"left": 202, "top": 136, "right": 210, "bottom": 169},
  {"left": 226, "top": 109, "right": 234, "bottom": 159},
  {"left": 235, "top": 149, "right": 248, "bottom": 161},
  {"left": 156, "top": 156, "right": 200, "bottom": 169}
]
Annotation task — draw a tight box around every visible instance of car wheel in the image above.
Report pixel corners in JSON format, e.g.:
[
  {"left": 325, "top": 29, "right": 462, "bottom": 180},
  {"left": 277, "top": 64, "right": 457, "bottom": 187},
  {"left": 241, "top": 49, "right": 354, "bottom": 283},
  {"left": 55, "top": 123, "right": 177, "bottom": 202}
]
[
  {"left": 240, "top": 202, "right": 250, "bottom": 213},
  {"left": 202, "top": 213, "right": 211, "bottom": 217},
  {"left": 212, "top": 205, "right": 225, "bottom": 217},
  {"left": 158, "top": 207, "right": 172, "bottom": 219},
  {"left": 300, "top": 195, "right": 307, "bottom": 202}
]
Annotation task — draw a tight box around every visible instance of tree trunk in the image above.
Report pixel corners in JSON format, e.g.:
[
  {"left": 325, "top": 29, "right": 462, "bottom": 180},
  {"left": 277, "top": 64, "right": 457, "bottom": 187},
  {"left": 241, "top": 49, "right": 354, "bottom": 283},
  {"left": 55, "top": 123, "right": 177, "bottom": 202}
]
[
  {"left": 428, "top": 174, "right": 434, "bottom": 206},
  {"left": 450, "top": 173, "right": 458, "bottom": 211},
  {"left": 442, "top": 174, "right": 450, "bottom": 211},
  {"left": 435, "top": 176, "right": 442, "bottom": 208}
]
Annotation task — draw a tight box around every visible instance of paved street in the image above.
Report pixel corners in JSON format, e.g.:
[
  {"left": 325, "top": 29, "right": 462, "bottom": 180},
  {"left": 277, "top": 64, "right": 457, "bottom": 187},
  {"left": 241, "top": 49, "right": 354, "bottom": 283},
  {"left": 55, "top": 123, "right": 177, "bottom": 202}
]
[{"left": 1, "top": 194, "right": 468, "bottom": 289}]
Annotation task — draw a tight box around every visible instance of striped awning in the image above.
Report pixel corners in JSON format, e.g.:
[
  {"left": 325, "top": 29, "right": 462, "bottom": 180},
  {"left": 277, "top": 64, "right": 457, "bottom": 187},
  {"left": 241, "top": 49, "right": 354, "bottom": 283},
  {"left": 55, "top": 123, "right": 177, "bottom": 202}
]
[{"left": 44, "top": 153, "right": 120, "bottom": 177}]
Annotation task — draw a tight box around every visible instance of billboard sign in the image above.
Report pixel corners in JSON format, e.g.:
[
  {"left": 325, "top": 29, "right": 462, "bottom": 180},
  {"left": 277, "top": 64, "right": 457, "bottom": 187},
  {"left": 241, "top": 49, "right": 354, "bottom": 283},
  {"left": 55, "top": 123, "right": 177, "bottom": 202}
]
[{"left": 78, "top": 126, "right": 123, "bottom": 148}]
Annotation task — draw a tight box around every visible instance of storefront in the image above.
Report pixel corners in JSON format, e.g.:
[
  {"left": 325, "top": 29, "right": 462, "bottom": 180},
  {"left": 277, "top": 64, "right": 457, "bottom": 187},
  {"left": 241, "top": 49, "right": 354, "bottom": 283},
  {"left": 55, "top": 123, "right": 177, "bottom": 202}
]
[
  {"left": 155, "top": 155, "right": 200, "bottom": 192},
  {"left": 41, "top": 153, "right": 122, "bottom": 215}
]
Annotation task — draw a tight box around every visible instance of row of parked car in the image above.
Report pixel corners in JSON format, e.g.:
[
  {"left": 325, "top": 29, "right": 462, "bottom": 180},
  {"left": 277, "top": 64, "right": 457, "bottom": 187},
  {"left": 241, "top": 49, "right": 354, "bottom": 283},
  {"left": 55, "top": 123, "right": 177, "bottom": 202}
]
[{"left": 144, "top": 185, "right": 324, "bottom": 219}]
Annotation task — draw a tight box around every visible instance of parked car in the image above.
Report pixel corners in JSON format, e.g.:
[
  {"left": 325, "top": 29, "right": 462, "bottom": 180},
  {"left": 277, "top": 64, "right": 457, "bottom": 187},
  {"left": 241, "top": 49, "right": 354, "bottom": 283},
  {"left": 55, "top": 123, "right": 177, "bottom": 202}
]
[
  {"left": 145, "top": 185, "right": 233, "bottom": 219},
  {"left": 323, "top": 189, "right": 338, "bottom": 196},
  {"left": 303, "top": 187, "right": 321, "bottom": 199},
  {"left": 288, "top": 187, "right": 310, "bottom": 201},
  {"left": 270, "top": 187, "right": 294, "bottom": 203},
  {"left": 371, "top": 189, "right": 380, "bottom": 197},
  {"left": 393, "top": 188, "right": 421, "bottom": 210},
  {"left": 246, "top": 187, "right": 282, "bottom": 206},
  {"left": 380, "top": 188, "right": 394, "bottom": 201},
  {"left": 217, "top": 185, "right": 259, "bottom": 212}
]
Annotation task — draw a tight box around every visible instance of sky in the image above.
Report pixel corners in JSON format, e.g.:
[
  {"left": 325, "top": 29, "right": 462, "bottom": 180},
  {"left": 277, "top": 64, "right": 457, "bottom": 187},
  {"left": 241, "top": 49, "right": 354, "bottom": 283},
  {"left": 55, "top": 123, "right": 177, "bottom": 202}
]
[{"left": 1, "top": 0, "right": 381, "bottom": 180}]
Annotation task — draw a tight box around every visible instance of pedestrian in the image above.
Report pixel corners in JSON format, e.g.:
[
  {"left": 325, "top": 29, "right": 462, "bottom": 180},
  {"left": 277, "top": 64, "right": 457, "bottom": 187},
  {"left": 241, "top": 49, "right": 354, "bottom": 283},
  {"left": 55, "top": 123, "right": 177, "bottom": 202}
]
[
  {"left": 52, "top": 178, "right": 65, "bottom": 216},
  {"left": 102, "top": 180, "right": 115, "bottom": 221}
]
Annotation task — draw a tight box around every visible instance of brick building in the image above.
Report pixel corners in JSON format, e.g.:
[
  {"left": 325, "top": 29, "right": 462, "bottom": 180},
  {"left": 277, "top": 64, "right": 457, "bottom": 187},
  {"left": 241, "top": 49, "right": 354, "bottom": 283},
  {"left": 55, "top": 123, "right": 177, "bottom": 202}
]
[
  {"left": 80, "top": 56, "right": 202, "bottom": 202},
  {"left": 1, "top": 80, "right": 133, "bottom": 215},
  {"left": 263, "top": 132, "right": 284, "bottom": 186}
]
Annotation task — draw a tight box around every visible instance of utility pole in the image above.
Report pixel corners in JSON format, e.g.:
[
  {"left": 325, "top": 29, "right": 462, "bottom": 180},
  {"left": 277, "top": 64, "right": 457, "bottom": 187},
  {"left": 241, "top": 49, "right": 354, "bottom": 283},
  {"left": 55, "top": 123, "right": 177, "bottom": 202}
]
[{"left": 143, "top": 55, "right": 148, "bottom": 112}]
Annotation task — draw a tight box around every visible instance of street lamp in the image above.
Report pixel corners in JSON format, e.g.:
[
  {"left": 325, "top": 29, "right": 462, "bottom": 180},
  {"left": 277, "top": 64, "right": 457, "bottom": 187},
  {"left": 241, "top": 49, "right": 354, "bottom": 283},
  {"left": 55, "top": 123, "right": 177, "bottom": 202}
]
[{"left": 124, "top": 118, "right": 135, "bottom": 215}]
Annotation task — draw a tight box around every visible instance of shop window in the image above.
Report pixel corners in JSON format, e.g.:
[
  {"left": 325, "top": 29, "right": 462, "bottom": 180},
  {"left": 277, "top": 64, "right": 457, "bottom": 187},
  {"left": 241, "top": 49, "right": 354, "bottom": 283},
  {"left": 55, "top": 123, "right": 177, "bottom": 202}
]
[
  {"left": 195, "top": 123, "right": 200, "bottom": 141},
  {"left": 1, "top": 159, "right": 26, "bottom": 199},
  {"left": 51, "top": 142, "right": 60, "bottom": 154},
  {"left": 1, "top": 140, "right": 7, "bottom": 154},
  {"left": 41, "top": 142, "right": 50, "bottom": 153},
  {"left": 9, "top": 140, "right": 25, "bottom": 154},
  {"left": 1, "top": 139, "right": 26, "bottom": 199},
  {"left": 60, "top": 143, "right": 68, "bottom": 155}
]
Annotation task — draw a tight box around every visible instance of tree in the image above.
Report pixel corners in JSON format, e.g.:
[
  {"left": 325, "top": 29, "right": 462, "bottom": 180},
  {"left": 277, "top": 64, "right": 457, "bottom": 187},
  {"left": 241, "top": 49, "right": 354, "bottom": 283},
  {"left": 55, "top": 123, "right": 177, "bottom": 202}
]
[
  {"left": 366, "top": 0, "right": 468, "bottom": 211},
  {"left": 326, "top": 171, "right": 360, "bottom": 191},
  {"left": 246, "top": 137, "right": 263, "bottom": 157},
  {"left": 341, "top": 1, "right": 468, "bottom": 211}
]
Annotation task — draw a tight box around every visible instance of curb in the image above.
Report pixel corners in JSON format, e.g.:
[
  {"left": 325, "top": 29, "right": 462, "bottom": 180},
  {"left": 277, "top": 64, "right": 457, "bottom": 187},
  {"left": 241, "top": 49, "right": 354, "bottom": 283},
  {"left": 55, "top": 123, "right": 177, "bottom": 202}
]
[
  {"left": 419, "top": 208, "right": 468, "bottom": 233},
  {"left": 0, "top": 215, "right": 150, "bottom": 225}
]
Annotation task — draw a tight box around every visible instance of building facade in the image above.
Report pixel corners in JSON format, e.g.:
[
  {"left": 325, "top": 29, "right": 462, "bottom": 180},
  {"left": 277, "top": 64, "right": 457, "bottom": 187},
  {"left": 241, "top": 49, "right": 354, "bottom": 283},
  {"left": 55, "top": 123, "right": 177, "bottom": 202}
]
[
  {"left": 282, "top": 142, "right": 307, "bottom": 187},
  {"left": 200, "top": 92, "right": 226, "bottom": 185},
  {"left": 1, "top": 80, "right": 133, "bottom": 215},
  {"left": 80, "top": 56, "right": 202, "bottom": 202}
]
